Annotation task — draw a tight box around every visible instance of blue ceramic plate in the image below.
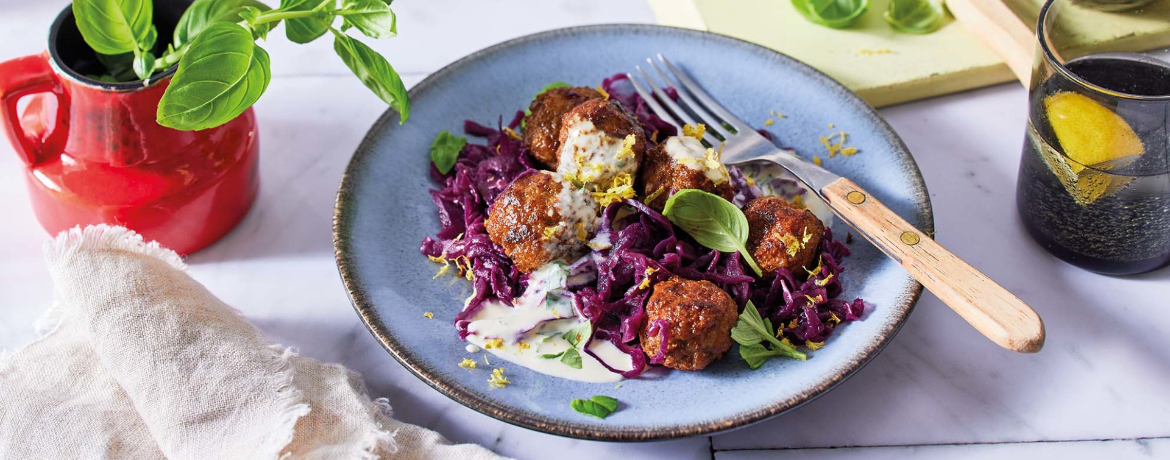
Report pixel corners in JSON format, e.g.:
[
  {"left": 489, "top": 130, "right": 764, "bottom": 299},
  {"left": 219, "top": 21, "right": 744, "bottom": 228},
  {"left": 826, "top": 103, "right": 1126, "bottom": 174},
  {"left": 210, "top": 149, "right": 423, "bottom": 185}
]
[{"left": 334, "top": 25, "right": 933, "bottom": 441}]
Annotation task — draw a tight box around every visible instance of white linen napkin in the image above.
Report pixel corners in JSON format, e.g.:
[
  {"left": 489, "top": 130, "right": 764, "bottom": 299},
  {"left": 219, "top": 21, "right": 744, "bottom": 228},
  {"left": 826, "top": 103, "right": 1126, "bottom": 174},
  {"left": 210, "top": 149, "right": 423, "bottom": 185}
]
[{"left": 0, "top": 225, "right": 509, "bottom": 460}]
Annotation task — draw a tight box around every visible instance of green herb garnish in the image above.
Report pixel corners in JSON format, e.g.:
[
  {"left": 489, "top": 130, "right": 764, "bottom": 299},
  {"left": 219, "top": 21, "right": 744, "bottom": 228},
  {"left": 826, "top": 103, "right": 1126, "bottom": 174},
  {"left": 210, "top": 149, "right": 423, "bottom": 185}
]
[
  {"left": 791, "top": 0, "right": 870, "bottom": 29},
  {"left": 884, "top": 0, "right": 946, "bottom": 34},
  {"left": 72, "top": 0, "right": 408, "bottom": 131},
  {"left": 560, "top": 347, "right": 583, "bottom": 369},
  {"left": 540, "top": 351, "right": 565, "bottom": 359},
  {"left": 429, "top": 131, "right": 467, "bottom": 175},
  {"left": 570, "top": 395, "right": 620, "bottom": 419},
  {"left": 563, "top": 321, "right": 591, "bottom": 348},
  {"left": 662, "top": 189, "right": 763, "bottom": 277},
  {"left": 731, "top": 301, "right": 807, "bottom": 369}
]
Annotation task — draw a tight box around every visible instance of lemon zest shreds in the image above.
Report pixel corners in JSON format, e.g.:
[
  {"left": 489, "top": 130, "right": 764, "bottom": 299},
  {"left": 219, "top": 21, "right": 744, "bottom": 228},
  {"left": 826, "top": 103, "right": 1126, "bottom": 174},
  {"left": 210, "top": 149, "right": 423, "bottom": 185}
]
[
  {"left": 591, "top": 173, "right": 636, "bottom": 208},
  {"left": 484, "top": 338, "right": 505, "bottom": 350},
  {"left": 813, "top": 156, "right": 822, "bottom": 166},
  {"left": 770, "top": 110, "right": 787, "bottom": 119},
  {"left": 763, "top": 118, "right": 775, "bottom": 126},
  {"left": 614, "top": 134, "right": 637, "bottom": 164},
  {"left": 638, "top": 266, "right": 659, "bottom": 290},
  {"left": 682, "top": 123, "right": 706, "bottom": 141},
  {"left": 518, "top": 342, "right": 530, "bottom": 351},
  {"left": 804, "top": 255, "right": 826, "bottom": 278},
  {"left": 780, "top": 233, "right": 803, "bottom": 257},
  {"left": 820, "top": 130, "right": 858, "bottom": 158},
  {"left": 459, "top": 358, "right": 477, "bottom": 369},
  {"left": 788, "top": 318, "right": 799, "bottom": 329},
  {"left": 805, "top": 341, "right": 825, "bottom": 351},
  {"left": 745, "top": 176, "right": 756, "bottom": 187},
  {"left": 482, "top": 354, "right": 491, "bottom": 365},
  {"left": 815, "top": 273, "right": 835, "bottom": 286},
  {"left": 488, "top": 367, "right": 511, "bottom": 389},
  {"left": 428, "top": 255, "right": 452, "bottom": 279},
  {"left": 575, "top": 222, "right": 588, "bottom": 241},
  {"left": 615, "top": 384, "right": 623, "bottom": 389},
  {"left": 423, "top": 312, "right": 434, "bottom": 319},
  {"left": 791, "top": 195, "right": 806, "bottom": 209},
  {"left": 802, "top": 226, "right": 813, "bottom": 245},
  {"left": 502, "top": 127, "right": 522, "bottom": 140},
  {"left": 828, "top": 312, "right": 842, "bottom": 326},
  {"left": 596, "top": 85, "right": 610, "bottom": 100},
  {"left": 644, "top": 186, "right": 666, "bottom": 205},
  {"left": 542, "top": 225, "right": 558, "bottom": 240}
]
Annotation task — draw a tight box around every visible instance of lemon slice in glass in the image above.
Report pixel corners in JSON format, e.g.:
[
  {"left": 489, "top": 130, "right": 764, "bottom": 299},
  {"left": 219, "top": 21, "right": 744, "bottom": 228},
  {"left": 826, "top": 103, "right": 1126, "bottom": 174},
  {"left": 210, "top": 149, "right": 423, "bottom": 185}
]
[{"left": 1040, "top": 91, "right": 1144, "bottom": 205}]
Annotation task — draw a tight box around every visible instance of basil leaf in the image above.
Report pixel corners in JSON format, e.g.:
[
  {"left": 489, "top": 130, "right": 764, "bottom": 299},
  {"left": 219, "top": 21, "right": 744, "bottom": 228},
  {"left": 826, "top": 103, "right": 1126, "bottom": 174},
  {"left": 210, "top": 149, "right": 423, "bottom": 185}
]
[
  {"left": 539, "top": 351, "right": 565, "bottom": 359},
  {"left": 174, "top": 0, "right": 273, "bottom": 47},
  {"left": 157, "top": 22, "right": 271, "bottom": 131},
  {"left": 731, "top": 301, "right": 807, "bottom": 369},
  {"left": 738, "top": 343, "right": 776, "bottom": 370},
  {"left": 560, "top": 347, "right": 583, "bottom": 369},
  {"left": 589, "top": 395, "right": 619, "bottom": 412},
  {"left": 429, "top": 130, "right": 466, "bottom": 175},
  {"left": 132, "top": 51, "right": 155, "bottom": 80},
  {"left": 730, "top": 300, "right": 772, "bottom": 346},
  {"left": 282, "top": 0, "right": 333, "bottom": 44},
  {"left": 884, "top": 0, "right": 945, "bottom": 34},
  {"left": 570, "top": 396, "right": 620, "bottom": 419},
  {"left": 662, "top": 189, "right": 764, "bottom": 276},
  {"left": 72, "top": 0, "right": 154, "bottom": 55},
  {"left": 340, "top": 0, "right": 397, "bottom": 39},
  {"left": 333, "top": 32, "right": 410, "bottom": 123},
  {"left": 562, "top": 321, "right": 591, "bottom": 348},
  {"left": 792, "top": 0, "right": 869, "bottom": 29}
]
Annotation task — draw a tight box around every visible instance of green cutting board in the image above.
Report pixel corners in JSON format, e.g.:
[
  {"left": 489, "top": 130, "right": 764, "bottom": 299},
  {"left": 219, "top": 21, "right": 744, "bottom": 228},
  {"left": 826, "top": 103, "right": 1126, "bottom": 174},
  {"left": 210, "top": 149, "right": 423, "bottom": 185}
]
[{"left": 649, "top": 0, "right": 1170, "bottom": 107}]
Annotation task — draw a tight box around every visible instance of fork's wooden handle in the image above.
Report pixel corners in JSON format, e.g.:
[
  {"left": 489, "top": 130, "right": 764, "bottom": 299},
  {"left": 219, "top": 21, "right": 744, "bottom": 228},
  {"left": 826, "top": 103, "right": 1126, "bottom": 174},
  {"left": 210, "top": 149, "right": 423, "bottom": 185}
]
[
  {"left": 821, "top": 178, "right": 1045, "bottom": 353},
  {"left": 946, "top": 0, "right": 1035, "bottom": 84}
]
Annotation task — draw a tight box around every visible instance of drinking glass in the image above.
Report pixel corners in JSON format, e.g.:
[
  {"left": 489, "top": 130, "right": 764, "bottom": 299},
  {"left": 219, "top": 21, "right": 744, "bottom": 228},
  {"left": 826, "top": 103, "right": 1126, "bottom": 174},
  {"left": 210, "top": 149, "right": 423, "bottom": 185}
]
[{"left": 1016, "top": 0, "right": 1170, "bottom": 275}]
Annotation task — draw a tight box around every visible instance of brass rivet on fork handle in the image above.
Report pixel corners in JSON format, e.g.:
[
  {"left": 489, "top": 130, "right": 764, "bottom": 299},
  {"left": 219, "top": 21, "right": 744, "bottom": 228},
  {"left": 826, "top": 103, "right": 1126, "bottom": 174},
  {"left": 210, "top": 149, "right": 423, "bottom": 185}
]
[{"left": 846, "top": 191, "right": 866, "bottom": 204}]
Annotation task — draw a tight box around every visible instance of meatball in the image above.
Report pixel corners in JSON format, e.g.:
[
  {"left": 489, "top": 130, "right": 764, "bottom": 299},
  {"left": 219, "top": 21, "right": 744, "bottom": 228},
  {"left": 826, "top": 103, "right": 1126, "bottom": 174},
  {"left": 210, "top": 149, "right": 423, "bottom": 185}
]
[
  {"left": 524, "top": 86, "right": 604, "bottom": 169},
  {"left": 640, "top": 277, "right": 738, "bottom": 371},
  {"left": 486, "top": 171, "right": 599, "bottom": 273},
  {"left": 743, "top": 196, "right": 825, "bottom": 276},
  {"left": 639, "top": 135, "right": 734, "bottom": 211},
  {"left": 556, "top": 99, "right": 647, "bottom": 188}
]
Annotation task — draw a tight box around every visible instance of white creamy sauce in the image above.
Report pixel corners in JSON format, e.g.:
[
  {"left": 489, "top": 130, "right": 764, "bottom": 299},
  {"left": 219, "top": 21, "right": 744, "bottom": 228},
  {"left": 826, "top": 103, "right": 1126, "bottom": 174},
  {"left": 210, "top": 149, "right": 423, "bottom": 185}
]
[
  {"left": 544, "top": 178, "right": 599, "bottom": 256},
  {"left": 664, "top": 136, "right": 730, "bottom": 185},
  {"left": 744, "top": 160, "right": 835, "bottom": 226},
  {"left": 556, "top": 116, "right": 638, "bottom": 186},
  {"left": 464, "top": 262, "right": 636, "bottom": 383}
]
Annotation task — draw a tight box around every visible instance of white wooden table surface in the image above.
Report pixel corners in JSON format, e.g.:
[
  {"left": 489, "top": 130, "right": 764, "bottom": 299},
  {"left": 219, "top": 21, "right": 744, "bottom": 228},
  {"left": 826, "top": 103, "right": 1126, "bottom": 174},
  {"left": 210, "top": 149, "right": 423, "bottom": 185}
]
[{"left": 1, "top": 1, "right": 1167, "bottom": 459}]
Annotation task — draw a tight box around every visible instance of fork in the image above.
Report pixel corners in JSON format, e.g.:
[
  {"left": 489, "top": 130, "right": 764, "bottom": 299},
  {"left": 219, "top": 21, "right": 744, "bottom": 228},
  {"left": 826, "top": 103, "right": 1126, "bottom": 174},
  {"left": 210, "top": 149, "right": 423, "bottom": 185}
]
[{"left": 628, "top": 54, "right": 1045, "bottom": 353}]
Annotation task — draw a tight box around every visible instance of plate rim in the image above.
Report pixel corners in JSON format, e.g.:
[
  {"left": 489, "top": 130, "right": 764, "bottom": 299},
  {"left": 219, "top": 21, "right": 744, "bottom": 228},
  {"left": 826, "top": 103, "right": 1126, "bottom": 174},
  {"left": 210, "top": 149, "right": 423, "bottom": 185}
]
[{"left": 334, "top": 23, "right": 935, "bottom": 442}]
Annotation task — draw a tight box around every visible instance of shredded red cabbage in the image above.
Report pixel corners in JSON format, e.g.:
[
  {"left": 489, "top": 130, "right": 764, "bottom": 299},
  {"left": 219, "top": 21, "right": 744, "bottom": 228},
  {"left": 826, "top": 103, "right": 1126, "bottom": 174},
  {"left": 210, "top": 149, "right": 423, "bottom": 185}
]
[{"left": 421, "top": 74, "right": 866, "bottom": 377}]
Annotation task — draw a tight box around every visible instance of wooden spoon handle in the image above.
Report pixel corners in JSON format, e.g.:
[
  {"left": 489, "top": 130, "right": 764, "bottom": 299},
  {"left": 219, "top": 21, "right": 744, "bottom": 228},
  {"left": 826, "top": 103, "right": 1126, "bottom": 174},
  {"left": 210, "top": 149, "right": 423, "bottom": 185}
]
[
  {"left": 946, "top": 0, "right": 1036, "bottom": 84},
  {"left": 820, "top": 178, "right": 1045, "bottom": 353}
]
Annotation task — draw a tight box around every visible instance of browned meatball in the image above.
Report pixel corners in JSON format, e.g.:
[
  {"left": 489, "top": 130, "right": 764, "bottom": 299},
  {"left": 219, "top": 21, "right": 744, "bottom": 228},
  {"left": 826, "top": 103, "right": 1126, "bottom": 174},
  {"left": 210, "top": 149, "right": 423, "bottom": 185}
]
[
  {"left": 485, "top": 171, "right": 598, "bottom": 273},
  {"left": 743, "top": 196, "right": 825, "bottom": 276},
  {"left": 524, "top": 86, "right": 604, "bottom": 169},
  {"left": 639, "top": 136, "right": 734, "bottom": 211},
  {"left": 639, "top": 277, "right": 738, "bottom": 371},
  {"left": 556, "top": 98, "right": 647, "bottom": 187}
]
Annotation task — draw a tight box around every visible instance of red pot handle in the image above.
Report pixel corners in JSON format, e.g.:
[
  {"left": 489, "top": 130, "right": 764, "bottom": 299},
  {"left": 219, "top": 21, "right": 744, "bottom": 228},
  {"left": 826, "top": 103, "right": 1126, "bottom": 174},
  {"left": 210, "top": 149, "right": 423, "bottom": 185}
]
[{"left": 0, "top": 52, "right": 69, "bottom": 166}]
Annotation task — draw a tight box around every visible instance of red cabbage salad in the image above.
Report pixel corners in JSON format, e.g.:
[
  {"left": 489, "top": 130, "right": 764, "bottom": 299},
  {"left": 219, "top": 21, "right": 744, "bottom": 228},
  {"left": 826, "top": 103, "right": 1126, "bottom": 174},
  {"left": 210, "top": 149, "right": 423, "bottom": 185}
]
[{"left": 420, "top": 74, "right": 865, "bottom": 382}]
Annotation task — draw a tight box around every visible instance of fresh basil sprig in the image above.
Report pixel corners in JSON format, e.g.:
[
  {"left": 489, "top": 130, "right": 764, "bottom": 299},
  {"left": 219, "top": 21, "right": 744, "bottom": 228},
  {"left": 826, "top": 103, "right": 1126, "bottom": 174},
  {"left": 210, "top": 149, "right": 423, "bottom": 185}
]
[
  {"left": 884, "top": 0, "right": 946, "bottom": 34},
  {"left": 72, "top": 0, "right": 157, "bottom": 79},
  {"left": 157, "top": 22, "right": 271, "bottom": 131},
  {"left": 662, "top": 189, "right": 764, "bottom": 277},
  {"left": 570, "top": 395, "right": 619, "bottom": 419},
  {"left": 72, "top": 0, "right": 409, "bottom": 131},
  {"left": 731, "top": 301, "right": 807, "bottom": 369},
  {"left": 791, "top": 0, "right": 870, "bottom": 29},
  {"left": 429, "top": 130, "right": 466, "bottom": 175}
]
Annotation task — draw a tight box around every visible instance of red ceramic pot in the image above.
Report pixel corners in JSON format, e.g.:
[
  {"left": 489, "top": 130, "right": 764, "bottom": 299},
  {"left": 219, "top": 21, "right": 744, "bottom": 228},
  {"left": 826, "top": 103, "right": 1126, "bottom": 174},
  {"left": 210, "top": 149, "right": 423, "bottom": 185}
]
[{"left": 0, "top": 3, "right": 258, "bottom": 255}]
